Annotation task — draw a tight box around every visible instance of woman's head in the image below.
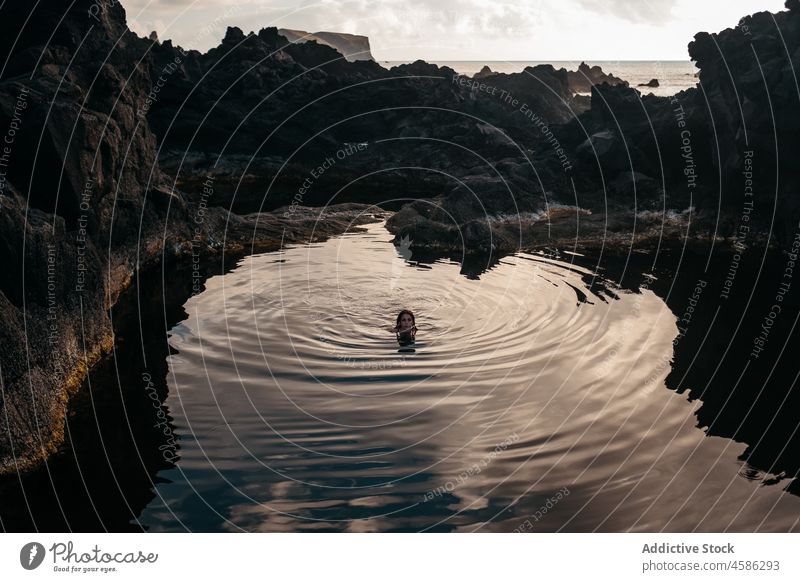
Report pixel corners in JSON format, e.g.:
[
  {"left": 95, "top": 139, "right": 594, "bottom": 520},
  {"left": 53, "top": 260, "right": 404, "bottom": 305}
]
[{"left": 396, "top": 309, "right": 415, "bottom": 330}]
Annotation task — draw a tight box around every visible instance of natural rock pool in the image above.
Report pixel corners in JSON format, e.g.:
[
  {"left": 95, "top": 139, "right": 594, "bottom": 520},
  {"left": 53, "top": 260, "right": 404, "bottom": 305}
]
[
  {"left": 3, "top": 220, "right": 799, "bottom": 532},
  {"left": 129, "top": 222, "right": 800, "bottom": 532}
]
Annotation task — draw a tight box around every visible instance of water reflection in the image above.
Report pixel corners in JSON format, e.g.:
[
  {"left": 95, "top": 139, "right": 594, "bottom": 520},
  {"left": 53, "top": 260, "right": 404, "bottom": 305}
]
[
  {"left": 136, "top": 223, "right": 800, "bottom": 531},
  {"left": 2, "top": 223, "right": 799, "bottom": 532}
]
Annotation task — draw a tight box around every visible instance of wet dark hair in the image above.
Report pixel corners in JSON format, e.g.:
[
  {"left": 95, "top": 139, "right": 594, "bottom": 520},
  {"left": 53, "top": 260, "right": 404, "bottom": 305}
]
[{"left": 395, "top": 309, "right": 416, "bottom": 328}]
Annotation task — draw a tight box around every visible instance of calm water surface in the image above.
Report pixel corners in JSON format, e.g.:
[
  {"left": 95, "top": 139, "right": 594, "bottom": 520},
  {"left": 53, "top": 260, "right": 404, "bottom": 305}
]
[{"left": 132, "top": 222, "right": 800, "bottom": 532}]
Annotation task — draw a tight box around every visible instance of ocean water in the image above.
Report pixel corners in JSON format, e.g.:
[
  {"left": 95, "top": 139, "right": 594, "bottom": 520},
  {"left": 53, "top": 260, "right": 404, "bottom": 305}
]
[{"left": 384, "top": 61, "right": 699, "bottom": 97}]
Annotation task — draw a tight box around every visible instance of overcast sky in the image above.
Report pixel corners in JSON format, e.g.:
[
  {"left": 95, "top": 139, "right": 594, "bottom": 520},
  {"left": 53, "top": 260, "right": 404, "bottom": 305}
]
[{"left": 122, "top": 0, "right": 787, "bottom": 61}]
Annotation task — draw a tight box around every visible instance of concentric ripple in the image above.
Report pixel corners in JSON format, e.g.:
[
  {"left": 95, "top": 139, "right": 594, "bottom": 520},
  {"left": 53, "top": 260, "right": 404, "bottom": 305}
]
[{"left": 138, "top": 222, "right": 800, "bottom": 532}]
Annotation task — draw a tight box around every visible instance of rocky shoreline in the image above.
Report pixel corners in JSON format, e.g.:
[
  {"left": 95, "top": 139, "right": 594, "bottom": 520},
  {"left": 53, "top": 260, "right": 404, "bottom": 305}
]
[
  {"left": 0, "top": 0, "right": 798, "bottom": 475},
  {"left": 0, "top": 200, "right": 386, "bottom": 475},
  {"left": 0, "top": 1, "right": 394, "bottom": 475}
]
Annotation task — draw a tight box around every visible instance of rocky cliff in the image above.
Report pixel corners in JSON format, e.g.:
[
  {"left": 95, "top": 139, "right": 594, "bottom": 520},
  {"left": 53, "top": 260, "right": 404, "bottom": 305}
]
[
  {"left": 143, "top": 31, "right": 584, "bottom": 215},
  {"left": 0, "top": 0, "right": 180, "bottom": 473}
]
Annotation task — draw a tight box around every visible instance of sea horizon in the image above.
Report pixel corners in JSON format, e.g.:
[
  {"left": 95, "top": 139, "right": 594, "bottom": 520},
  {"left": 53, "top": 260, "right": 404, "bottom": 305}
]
[{"left": 383, "top": 60, "right": 699, "bottom": 96}]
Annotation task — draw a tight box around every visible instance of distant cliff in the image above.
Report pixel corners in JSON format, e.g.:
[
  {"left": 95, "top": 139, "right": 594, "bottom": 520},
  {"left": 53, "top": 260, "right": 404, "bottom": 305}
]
[{"left": 278, "top": 28, "right": 374, "bottom": 61}]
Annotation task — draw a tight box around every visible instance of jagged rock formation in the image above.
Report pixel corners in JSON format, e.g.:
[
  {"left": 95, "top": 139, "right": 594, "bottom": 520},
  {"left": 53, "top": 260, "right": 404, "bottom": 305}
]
[
  {"left": 689, "top": 1, "right": 800, "bottom": 244},
  {"left": 564, "top": 61, "right": 628, "bottom": 93},
  {"left": 387, "top": 1, "right": 800, "bottom": 252},
  {"left": 473, "top": 65, "right": 495, "bottom": 79},
  {"left": 278, "top": 28, "right": 374, "bottom": 61},
  {"left": 638, "top": 78, "right": 660, "bottom": 87},
  {"left": 472, "top": 61, "right": 628, "bottom": 94},
  {"left": 144, "top": 33, "right": 584, "bottom": 213}
]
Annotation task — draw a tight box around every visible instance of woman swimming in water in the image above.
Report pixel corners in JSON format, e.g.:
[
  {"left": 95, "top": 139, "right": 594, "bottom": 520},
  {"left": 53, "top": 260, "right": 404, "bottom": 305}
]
[{"left": 391, "top": 309, "right": 417, "bottom": 345}]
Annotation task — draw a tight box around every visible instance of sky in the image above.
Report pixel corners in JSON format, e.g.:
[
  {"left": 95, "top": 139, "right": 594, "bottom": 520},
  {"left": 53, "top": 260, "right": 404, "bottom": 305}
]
[{"left": 122, "top": 0, "right": 787, "bottom": 61}]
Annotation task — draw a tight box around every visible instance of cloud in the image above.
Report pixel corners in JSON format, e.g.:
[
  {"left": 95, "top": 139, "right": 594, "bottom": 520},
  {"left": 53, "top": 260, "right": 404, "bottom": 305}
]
[
  {"left": 121, "top": 0, "right": 786, "bottom": 60},
  {"left": 575, "top": 0, "right": 677, "bottom": 24},
  {"left": 124, "top": 0, "right": 545, "bottom": 40}
]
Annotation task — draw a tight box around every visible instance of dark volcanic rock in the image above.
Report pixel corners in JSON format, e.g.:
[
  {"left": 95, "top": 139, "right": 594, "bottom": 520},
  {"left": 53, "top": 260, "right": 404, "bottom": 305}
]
[
  {"left": 0, "top": 0, "right": 184, "bottom": 473},
  {"left": 688, "top": 1, "right": 800, "bottom": 245},
  {"left": 473, "top": 65, "right": 495, "bottom": 79},
  {"left": 638, "top": 78, "right": 660, "bottom": 88},
  {"left": 0, "top": 1, "right": 387, "bottom": 474},
  {"left": 389, "top": 2, "right": 800, "bottom": 253},
  {"left": 565, "top": 61, "right": 629, "bottom": 93},
  {"left": 145, "top": 35, "right": 585, "bottom": 215}
]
